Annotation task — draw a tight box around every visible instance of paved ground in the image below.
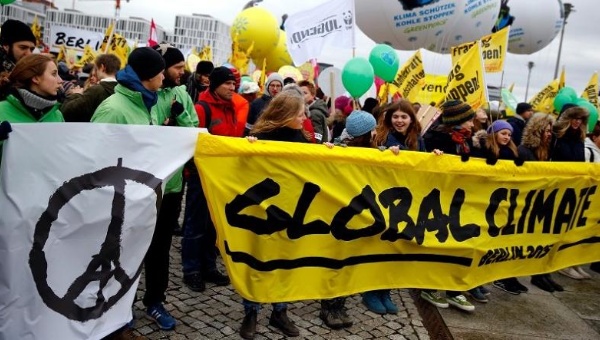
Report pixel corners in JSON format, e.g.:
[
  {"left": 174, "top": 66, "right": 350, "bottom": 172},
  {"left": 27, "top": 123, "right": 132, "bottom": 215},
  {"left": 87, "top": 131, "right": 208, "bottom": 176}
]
[{"left": 131, "top": 236, "right": 431, "bottom": 340}]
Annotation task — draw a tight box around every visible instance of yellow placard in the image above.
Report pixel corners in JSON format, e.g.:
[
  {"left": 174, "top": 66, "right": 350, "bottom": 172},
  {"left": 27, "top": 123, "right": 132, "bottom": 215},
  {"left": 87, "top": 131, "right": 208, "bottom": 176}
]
[
  {"left": 415, "top": 74, "right": 447, "bottom": 106},
  {"left": 451, "top": 26, "right": 509, "bottom": 74},
  {"left": 195, "top": 133, "right": 600, "bottom": 303},
  {"left": 529, "top": 78, "right": 560, "bottom": 114},
  {"left": 582, "top": 72, "right": 598, "bottom": 109},
  {"left": 445, "top": 41, "right": 487, "bottom": 110},
  {"left": 392, "top": 50, "right": 425, "bottom": 102}
]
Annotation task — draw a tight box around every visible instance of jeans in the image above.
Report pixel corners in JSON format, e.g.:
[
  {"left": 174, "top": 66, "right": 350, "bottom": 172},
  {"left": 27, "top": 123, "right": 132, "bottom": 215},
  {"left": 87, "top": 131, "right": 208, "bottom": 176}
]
[
  {"left": 142, "top": 192, "right": 179, "bottom": 307},
  {"left": 243, "top": 299, "right": 287, "bottom": 314},
  {"left": 181, "top": 173, "right": 217, "bottom": 276}
]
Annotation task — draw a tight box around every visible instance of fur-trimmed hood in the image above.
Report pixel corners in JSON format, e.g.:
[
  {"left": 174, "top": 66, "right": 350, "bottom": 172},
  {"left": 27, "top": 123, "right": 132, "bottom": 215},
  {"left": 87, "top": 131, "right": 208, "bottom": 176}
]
[
  {"left": 521, "top": 112, "right": 556, "bottom": 149},
  {"left": 472, "top": 130, "right": 488, "bottom": 149},
  {"left": 554, "top": 106, "right": 588, "bottom": 132}
]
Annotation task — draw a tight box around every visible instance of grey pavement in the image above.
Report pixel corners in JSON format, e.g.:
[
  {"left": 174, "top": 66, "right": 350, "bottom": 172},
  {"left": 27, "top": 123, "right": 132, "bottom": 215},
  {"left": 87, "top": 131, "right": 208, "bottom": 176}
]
[
  {"left": 132, "top": 236, "right": 599, "bottom": 339},
  {"left": 132, "top": 236, "right": 430, "bottom": 340}
]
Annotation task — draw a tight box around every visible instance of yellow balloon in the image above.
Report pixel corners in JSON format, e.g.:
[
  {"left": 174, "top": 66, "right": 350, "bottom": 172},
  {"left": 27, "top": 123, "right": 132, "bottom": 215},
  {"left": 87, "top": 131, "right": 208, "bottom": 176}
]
[
  {"left": 254, "top": 31, "right": 293, "bottom": 73},
  {"left": 231, "top": 7, "right": 280, "bottom": 60}
]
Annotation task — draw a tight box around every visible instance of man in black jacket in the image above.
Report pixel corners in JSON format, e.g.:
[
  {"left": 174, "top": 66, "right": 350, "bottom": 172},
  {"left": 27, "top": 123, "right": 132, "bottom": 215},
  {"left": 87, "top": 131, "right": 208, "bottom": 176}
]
[
  {"left": 507, "top": 102, "right": 533, "bottom": 145},
  {"left": 61, "top": 54, "right": 121, "bottom": 122}
]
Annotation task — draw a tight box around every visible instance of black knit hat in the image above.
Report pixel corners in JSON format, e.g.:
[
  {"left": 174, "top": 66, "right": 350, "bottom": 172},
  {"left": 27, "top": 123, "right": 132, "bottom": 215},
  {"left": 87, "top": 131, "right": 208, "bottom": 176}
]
[
  {"left": 209, "top": 66, "right": 236, "bottom": 92},
  {"left": 0, "top": 19, "right": 36, "bottom": 46},
  {"left": 196, "top": 60, "right": 214, "bottom": 75},
  {"left": 152, "top": 44, "right": 184, "bottom": 69},
  {"left": 128, "top": 47, "right": 165, "bottom": 81},
  {"left": 441, "top": 100, "right": 475, "bottom": 125}
]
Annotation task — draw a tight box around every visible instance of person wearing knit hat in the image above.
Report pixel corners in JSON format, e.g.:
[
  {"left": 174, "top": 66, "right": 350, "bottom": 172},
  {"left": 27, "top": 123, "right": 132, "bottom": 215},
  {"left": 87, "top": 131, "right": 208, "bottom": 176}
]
[
  {"left": 441, "top": 100, "right": 475, "bottom": 126},
  {"left": 187, "top": 60, "right": 214, "bottom": 102},
  {"left": 245, "top": 72, "right": 284, "bottom": 135},
  {"left": 127, "top": 47, "right": 166, "bottom": 82},
  {"left": 209, "top": 66, "right": 236, "bottom": 94},
  {"left": 486, "top": 120, "right": 513, "bottom": 134},
  {"left": 346, "top": 110, "right": 376, "bottom": 138},
  {"left": 152, "top": 44, "right": 185, "bottom": 87},
  {"left": 0, "top": 19, "right": 36, "bottom": 78}
]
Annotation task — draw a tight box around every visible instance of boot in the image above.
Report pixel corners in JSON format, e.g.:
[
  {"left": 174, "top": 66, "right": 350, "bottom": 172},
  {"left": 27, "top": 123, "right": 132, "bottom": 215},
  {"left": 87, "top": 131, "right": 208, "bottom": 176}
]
[
  {"left": 545, "top": 274, "right": 564, "bottom": 292},
  {"left": 239, "top": 309, "right": 257, "bottom": 340},
  {"left": 269, "top": 309, "right": 300, "bottom": 337},
  {"left": 575, "top": 266, "right": 592, "bottom": 279},
  {"left": 335, "top": 297, "right": 353, "bottom": 328},
  {"left": 591, "top": 262, "right": 600, "bottom": 274},
  {"left": 379, "top": 290, "right": 399, "bottom": 314},
  {"left": 531, "top": 274, "right": 554, "bottom": 292},
  {"left": 362, "top": 291, "right": 386, "bottom": 314},
  {"left": 319, "top": 299, "right": 344, "bottom": 329}
]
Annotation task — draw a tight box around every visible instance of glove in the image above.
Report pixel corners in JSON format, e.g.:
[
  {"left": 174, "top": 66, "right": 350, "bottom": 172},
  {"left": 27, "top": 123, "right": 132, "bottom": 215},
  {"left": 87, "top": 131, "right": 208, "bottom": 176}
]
[
  {"left": 460, "top": 153, "right": 470, "bottom": 162},
  {"left": 486, "top": 154, "right": 498, "bottom": 165},
  {"left": 165, "top": 100, "right": 184, "bottom": 126},
  {"left": 514, "top": 158, "right": 525, "bottom": 166},
  {"left": 0, "top": 121, "right": 12, "bottom": 141}
]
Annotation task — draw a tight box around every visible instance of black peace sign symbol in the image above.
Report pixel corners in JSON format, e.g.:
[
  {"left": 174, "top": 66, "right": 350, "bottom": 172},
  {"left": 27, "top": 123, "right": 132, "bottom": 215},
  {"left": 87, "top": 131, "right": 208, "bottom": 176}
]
[{"left": 29, "top": 158, "right": 163, "bottom": 322}]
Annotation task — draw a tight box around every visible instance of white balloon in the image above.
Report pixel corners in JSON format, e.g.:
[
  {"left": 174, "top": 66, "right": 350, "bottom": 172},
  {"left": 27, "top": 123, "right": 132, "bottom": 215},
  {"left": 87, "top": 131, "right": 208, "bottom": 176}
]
[
  {"left": 356, "top": 0, "right": 501, "bottom": 54},
  {"left": 503, "top": 0, "right": 564, "bottom": 55},
  {"left": 317, "top": 67, "right": 345, "bottom": 99}
]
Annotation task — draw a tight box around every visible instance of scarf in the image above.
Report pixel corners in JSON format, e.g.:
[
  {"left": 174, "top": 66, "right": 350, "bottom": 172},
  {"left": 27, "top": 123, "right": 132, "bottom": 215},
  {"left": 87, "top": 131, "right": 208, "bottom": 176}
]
[
  {"left": 116, "top": 65, "right": 158, "bottom": 113},
  {"left": 16, "top": 89, "right": 57, "bottom": 120},
  {"left": 451, "top": 126, "right": 472, "bottom": 155}
]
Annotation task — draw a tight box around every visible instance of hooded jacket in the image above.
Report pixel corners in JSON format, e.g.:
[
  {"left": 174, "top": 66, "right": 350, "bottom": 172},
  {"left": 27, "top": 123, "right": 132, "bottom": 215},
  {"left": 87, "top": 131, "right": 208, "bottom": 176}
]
[
  {"left": 517, "top": 113, "right": 555, "bottom": 161},
  {"left": 506, "top": 114, "right": 526, "bottom": 145},
  {"left": 584, "top": 138, "right": 600, "bottom": 163},
  {"left": 195, "top": 89, "right": 244, "bottom": 137},
  {"left": 551, "top": 107, "right": 588, "bottom": 162},
  {"left": 308, "top": 98, "right": 329, "bottom": 143}
]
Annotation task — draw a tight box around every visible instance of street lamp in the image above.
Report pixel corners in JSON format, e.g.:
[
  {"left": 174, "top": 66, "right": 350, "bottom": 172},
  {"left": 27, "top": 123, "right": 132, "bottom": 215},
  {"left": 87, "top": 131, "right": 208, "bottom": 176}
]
[
  {"left": 525, "top": 61, "right": 534, "bottom": 101},
  {"left": 554, "top": 3, "right": 574, "bottom": 79}
]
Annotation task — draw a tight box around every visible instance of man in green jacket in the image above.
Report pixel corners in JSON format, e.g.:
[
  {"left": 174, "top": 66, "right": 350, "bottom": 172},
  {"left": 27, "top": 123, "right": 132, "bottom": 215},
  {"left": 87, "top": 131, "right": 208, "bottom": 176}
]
[{"left": 61, "top": 54, "right": 121, "bottom": 122}]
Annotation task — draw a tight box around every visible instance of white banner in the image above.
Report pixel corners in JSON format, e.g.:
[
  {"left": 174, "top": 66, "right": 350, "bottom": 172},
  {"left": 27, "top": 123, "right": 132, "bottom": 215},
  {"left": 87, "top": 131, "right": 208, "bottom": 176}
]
[
  {"left": 0, "top": 124, "right": 200, "bottom": 340},
  {"left": 48, "top": 24, "right": 104, "bottom": 53},
  {"left": 284, "top": 0, "right": 356, "bottom": 65}
]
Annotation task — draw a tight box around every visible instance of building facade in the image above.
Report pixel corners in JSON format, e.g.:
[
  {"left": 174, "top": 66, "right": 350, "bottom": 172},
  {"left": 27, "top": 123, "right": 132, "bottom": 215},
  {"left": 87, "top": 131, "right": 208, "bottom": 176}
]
[
  {"left": 0, "top": 0, "right": 47, "bottom": 26},
  {"left": 169, "top": 14, "right": 231, "bottom": 66}
]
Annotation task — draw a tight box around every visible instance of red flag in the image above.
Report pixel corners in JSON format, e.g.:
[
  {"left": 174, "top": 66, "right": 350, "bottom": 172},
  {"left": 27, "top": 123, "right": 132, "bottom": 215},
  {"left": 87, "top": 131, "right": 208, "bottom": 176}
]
[{"left": 148, "top": 19, "right": 158, "bottom": 47}]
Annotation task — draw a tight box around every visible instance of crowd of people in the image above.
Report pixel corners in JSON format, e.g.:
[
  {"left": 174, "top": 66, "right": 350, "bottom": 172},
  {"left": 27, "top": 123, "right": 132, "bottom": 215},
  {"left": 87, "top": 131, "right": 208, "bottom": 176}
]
[{"left": 1, "top": 18, "right": 599, "bottom": 340}]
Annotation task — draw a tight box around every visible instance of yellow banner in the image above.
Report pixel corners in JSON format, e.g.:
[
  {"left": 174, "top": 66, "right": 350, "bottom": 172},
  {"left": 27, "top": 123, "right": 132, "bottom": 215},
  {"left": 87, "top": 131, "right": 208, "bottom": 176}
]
[
  {"left": 99, "top": 22, "right": 114, "bottom": 53},
  {"left": 415, "top": 74, "right": 446, "bottom": 106},
  {"left": 582, "top": 72, "right": 599, "bottom": 109},
  {"left": 451, "top": 26, "right": 509, "bottom": 74},
  {"left": 529, "top": 78, "right": 560, "bottom": 114},
  {"left": 559, "top": 67, "right": 566, "bottom": 89},
  {"left": 75, "top": 45, "right": 97, "bottom": 68},
  {"left": 31, "top": 15, "right": 42, "bottom": 47},
  {"left": 445, "top": 42, "right": 487, "bottom": 110},
  {"left": 391, "top": 50, "right": 425, "bottom": 101},
  {"left": 195, "top": 133, "right": 600, "bottom": 303}
]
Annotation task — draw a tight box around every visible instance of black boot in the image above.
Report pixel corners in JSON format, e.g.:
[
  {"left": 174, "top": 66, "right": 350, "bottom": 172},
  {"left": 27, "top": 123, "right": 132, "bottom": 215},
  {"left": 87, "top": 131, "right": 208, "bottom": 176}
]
[
  {"left": 335, "top": 297, "right": 353, "bottom": 328},
  {"left": 545, "top": 274, "right": 564, "bottom": 292},
  {"left": 269, "top": 309, "right": 300, "bottom": 337},
  {"left": 240, "top": 309, "right": 257, "bottom": 340},
  {"left": 320, "top": 299, "right": 344, "bottom": 329},
  {"left": 531, "top": 274, "right": 554, "bottom": 292},
  {"left": 591, "top": 262, "right": 600, "bottom": 274},
  {"left": 203, "top": 269, "right": 230, "bottom": 286}
]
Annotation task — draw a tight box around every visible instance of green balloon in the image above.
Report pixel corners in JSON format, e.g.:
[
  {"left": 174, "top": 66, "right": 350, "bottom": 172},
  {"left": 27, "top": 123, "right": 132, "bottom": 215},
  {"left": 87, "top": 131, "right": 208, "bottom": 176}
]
[
  {"left": 342, "top": 57, "right": 374, "bottom": 98},
  {"left": 558, "top": 86, "right": 578, "bottom": 101},
  {"left": 553, "top": 93, "right": 573, "bottom": 112},
  {"left": 368, "top": 44, "right": 399, "bottom": 83},
  {"left": 577, "top": 100, "right": 599, "bottom": 133},
  {"left": 0, "top": 0, "right": 16, "bottom": 4}
]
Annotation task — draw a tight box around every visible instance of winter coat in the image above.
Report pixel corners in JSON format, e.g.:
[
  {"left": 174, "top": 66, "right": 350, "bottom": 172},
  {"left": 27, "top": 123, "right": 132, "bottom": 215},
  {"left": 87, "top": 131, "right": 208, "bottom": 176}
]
[
  {"left": 384, "top": 131, "right": 426, "bottom": 151},
  {"left": 423, "top": 124, "right": 473, "bottom": 156},
  {"left": 253, "top": 126, "right": 310, "bottom": 144},
  {"left": 246, "top": 94, "right": 271, "bottom": 135},
  {"left": 92, "top": 84, "right": 158, "bottom": 125},
  {"left": 308, "top": 99, "right": 329, "bottom": 143},
  {"left": 195, "top": 90, "right": 245, "bottom": 137},
  {"left": 506, "top": 115, "right": 526, "bottom": 145},
  {"left": 472, "top": 130, "right": 519, "bottom": 161},
  {"left": 551, "top": 107, "right": 587, "bottom": 162},
  {"left": 584, "top": 138, "right": 600, "bottom": 163},
  {"left": 61, "top": 81, "right": 117, "bottom": 122},
  {"left": 518, "top": 112, "right": 556, "bottom": 161},
  {"left": 0, "top": 92, "right": 63, "bottom": 163}
]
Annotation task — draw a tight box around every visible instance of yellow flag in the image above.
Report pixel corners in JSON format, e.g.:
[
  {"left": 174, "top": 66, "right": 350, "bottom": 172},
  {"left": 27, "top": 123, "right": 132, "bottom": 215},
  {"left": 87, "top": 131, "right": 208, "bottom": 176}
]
[
  {"left": 108, "top": 32, "right": 129, "bottom": 69},
  {"left": 56, "top": 45, "right": 66, "bottom": 62},
  {"left": 75, "top": 45, "right": 97, "bottom": 68},
  {"left": 99, "top": 22, "right": 114, "bottom": 53},
  {"left": 451, "top": 26, "right": 509, "bottom": 74},
  {"left": 199, "top": 45, "right": 212, "bottom": 61},
  {"left": 229, "top": 34, "right": 253, "bottom": 74},
  {"left": 391, "top": 50, "right": 425, "bottom": 102},
  {"left": 529, "top": 78, "right": 560, "bottom": 113},
  {"left": 508, "top": 82, "right": 515, "bottom": 93},
  {"left": 581, "top": 72, "right": 599, "bottom": 109},
  {"left": 445, "top": 41, "right": 487, "bottom": 110},
  {"left": 30, "top": 15, "right": 42, "bottom": 47},
  {"left": 64, "top": 48, "right": 79, "bottom": 69},
  {"left": 415, "top": 74, "right": 447, "bottom": 106},
  {"left": 559, "top": 66, "right": 566, "bottom": 89}
]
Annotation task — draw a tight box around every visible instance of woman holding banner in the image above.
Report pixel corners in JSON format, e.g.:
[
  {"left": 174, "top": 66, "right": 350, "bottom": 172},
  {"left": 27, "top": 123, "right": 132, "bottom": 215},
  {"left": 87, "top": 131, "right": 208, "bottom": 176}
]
[{"left": 517, "top": 112, "right": 566, "bottom": 292}]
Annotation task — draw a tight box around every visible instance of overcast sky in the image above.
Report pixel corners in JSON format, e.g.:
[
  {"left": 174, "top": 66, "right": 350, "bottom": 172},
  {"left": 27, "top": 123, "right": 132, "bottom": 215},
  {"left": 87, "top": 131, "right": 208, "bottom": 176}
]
[{"left": 56, "top": 0, "right": 598, "bottom": 102}]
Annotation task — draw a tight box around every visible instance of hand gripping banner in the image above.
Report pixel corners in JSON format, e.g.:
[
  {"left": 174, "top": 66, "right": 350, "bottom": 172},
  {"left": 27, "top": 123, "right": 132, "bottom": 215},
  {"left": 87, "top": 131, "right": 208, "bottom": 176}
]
[{"left": 195, "top": 134, "right": 600, "bottom": 303}]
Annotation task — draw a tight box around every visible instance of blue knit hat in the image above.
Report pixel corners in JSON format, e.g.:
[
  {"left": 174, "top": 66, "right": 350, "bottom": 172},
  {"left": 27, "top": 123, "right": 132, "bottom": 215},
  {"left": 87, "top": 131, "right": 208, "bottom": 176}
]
[
  {"left": 346, "top": 110, "right": 376, "bottom": 137},
  {"left": 487, "top": 120, "right": 513, "bottom": 134}
]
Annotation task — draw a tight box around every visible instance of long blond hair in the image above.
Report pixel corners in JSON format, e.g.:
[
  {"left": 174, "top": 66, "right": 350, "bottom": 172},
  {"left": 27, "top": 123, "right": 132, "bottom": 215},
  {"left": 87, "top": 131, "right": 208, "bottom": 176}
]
[
  {"left": 486, "top": 131, "right": 518, "bottom": 158},
  {"left": 553, "top": 106, "right": 589, "bottom": 141},
  {"left": 250, "top": 89, "right": 310, "bottom": 140}
]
